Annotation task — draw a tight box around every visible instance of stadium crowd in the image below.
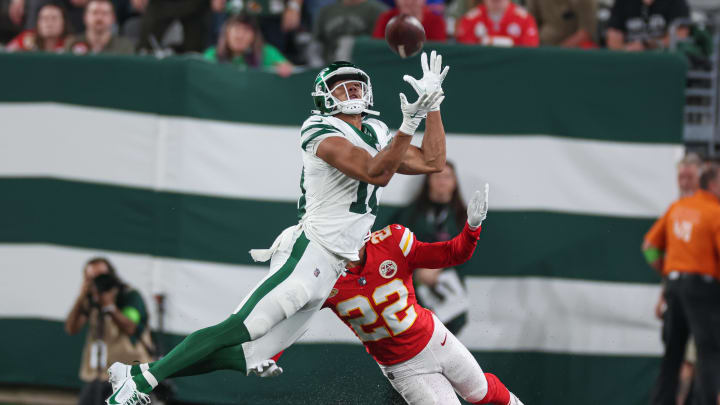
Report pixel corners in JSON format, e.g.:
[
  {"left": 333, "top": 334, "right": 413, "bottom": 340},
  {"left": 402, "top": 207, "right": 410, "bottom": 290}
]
[{"left": 0, "top": 0, "right": 713, "bottom": 73}]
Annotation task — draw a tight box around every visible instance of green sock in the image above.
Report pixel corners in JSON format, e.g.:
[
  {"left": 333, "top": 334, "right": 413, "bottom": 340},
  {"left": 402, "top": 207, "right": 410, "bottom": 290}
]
[
  {"left": 165, "top": 344, "right": 247, "bottom": 378},
  {"left": 130, "top": 364, "right": 141, "bottom": 376},
  {"left": 133, "top": 313, "right": 251, "bottom": 394},
  {"left": 132, "top": 373, "right": 153, "bottom": 394},
  {"left": 130, "top": 363, "right": 155, "bottom": 377}
]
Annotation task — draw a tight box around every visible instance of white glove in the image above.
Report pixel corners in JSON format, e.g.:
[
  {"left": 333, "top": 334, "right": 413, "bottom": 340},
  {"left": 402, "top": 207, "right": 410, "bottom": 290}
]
[
  {"left": 399, "top": 90, "right": 444, "bottom": 135},
  {"left": 403, "top": 50, "right": 449, "bottom": 111},
  {"left": 249, "top": 359, "right": 283, "bottom": 378},
  {"left": 467, "top": 184, "right": 489, "bottom": 229}
]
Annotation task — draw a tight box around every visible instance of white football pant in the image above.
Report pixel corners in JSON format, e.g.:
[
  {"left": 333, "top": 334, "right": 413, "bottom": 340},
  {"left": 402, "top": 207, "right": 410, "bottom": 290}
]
[
  {"left": 378, "top": 314, "right": 489, "bottom": 405},
  {"left": 236, "top": 225, "right": 346, "bottom": 372}
]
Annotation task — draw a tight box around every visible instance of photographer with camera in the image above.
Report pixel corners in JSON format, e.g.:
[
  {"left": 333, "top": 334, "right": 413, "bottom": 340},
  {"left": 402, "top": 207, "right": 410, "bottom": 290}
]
[{"left": 65, "top": 257, "right": 153, "bottom": 405}]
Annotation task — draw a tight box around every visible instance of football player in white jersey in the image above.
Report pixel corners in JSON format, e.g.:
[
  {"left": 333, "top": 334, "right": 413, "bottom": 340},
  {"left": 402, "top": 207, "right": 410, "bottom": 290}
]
[{"left": 106, "top": 51, "right": 450, "bottom": 405}]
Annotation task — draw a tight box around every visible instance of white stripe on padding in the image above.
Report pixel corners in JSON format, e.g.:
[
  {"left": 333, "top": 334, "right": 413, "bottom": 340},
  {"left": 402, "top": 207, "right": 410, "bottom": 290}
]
[
  {"left": 142, "top": 370, "right": 158, "bottom": 389},
  {"left": 140, "top": 363, "right": 149, "bottom": 373},
  {"left": 0, "top": 244, "right": 663, "bottom": 356},
  {"left": 0, "top": 102, "right": 681, "bottom": 217}
]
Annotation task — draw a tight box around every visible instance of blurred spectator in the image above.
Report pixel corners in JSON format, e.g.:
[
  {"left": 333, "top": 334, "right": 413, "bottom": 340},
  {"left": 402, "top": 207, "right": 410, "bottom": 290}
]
[
  {"left": 456, "top": 0, "right": 539, "bottom": 46},
  {"left": 10, "top": 0, "right": 85, "bottom": 36},
  {"left": 606, "top": 0, "right": 689, "bottom": 51},
  {"left": 205, "top": 14, "right": 293, "bottom": 76},
  {"left": 375, "top": 0, "right": 444, "bottom": 15},
  {"left": 391, "top": 162, "right": 470, "bottom": 335},
  {"left": 224, "top": 0, "right": 304, "bottom": 63},
  {"left": 372, "top": 0, "right": 446, "bottom": 42},
  {"left": 65, "top": 0, "right": 133, "bottom": 53},
  {"left": 134, "top": 0, "right": 214, "bottom": 53},
  {"left": 65, "top": 257, "right": 153, "bottom": 405},
  {"left": 651, "top": 152, "right": 702, "bottom": 405},
  {"left": 676, "top": 153, "right": 702, "bottom": 198},
  {"left": 644, "top": 163, "right": 720, "bottom": 405},
  {"left": 312, "top": 0, "right": 387, "bottom": 63},
  {"left": 1, "top": 0, "right": 22, "bottom": 43},
  {"left": 6, "top": 2, "right": 72, "bottom": 51},
  {"left": 526, "top": 0, "right": 597, "bottom": 47}
]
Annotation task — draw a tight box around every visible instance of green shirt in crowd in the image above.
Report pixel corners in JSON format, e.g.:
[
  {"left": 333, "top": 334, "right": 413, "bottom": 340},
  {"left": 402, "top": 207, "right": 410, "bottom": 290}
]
[{"left": 203, "top": 44, "right": 288, "bottom": 70}]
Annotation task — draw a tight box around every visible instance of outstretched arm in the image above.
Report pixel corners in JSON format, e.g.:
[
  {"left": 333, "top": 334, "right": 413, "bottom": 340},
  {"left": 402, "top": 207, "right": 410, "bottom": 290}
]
[
  {"left": 317, "top": 135, "right": 414, "bottom": 187},
  {"left": 317, "top": 89, "right": 442, "bottom": 187},
  {"left": 408, "top": 224, "right": 482, "bottom": 270},
  {"left": 398, "top": 110, "right": 446, "bottom": 175},
  {"left": 407, "top": 186, "right": 489, "bottom": 269},
  {"left": 398, "top": 51, "right": 449, "bottom": 175}
]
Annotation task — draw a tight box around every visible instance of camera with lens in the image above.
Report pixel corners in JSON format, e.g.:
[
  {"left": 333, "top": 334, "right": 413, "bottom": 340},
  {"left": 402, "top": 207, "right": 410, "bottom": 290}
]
[{"left": 93, "top": 273, "right": 119, "bottom": 293}]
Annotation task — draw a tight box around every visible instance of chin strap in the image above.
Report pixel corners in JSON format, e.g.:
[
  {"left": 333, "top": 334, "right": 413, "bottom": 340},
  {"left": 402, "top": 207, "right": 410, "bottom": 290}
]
[{"left": 310, "top": 109, "right": 380, "bottom": 117}]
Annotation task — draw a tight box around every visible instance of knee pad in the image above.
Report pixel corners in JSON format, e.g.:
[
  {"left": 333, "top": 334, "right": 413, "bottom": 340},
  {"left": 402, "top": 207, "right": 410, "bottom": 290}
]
[
  {"left": 276, "top": 281, "right": 310, "bottom": 317},
  {"left": 244, "top": 315, "right": 274, "bottom": 339},
  {"left": 244, "top": 281, "right": 310, "bottom": 339},
  {"left": 461, "top": 377, "right": 492, "bottom": 405},
  {"left": 463, "top": 373, "right": 488, "bottom": 403}
]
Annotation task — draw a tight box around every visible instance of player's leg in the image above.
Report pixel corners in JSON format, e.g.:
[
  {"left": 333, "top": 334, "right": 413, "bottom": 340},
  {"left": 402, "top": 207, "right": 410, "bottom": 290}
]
[
  {"left": 128, "top": 232, "right": 322, "bottom": 394},
  {"left": 428, "top": 315, "right": 517, "bottom": 405},
  {"left": 389, "top": 372, "right": 461, "bottom": 405},
  {"left": 124, "top": 305, "right": 316, "bottom": 381},
  {"left": 377, "top": 333, "right": 458, "bottom": 405},
  {"left": 127, "top": 343, "right": 249, "bottom": 379}
]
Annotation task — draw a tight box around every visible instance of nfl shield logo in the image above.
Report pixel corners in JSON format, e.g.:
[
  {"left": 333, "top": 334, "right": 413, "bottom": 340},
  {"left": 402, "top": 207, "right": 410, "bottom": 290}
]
[{"left": 314, "top": 268, "right": 320, "bottom": 277}]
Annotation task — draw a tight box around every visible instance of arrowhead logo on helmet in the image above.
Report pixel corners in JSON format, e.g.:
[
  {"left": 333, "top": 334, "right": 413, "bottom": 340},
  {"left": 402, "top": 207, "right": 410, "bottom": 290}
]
[{"left": 311, "top": 61, "right": 380, "bottom": 117}]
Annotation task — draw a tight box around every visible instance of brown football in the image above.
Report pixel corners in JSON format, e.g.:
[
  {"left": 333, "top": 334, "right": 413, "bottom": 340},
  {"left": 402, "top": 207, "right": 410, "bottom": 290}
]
[{"left": 384, "top": 14, "right": 426, "bottom": 58}]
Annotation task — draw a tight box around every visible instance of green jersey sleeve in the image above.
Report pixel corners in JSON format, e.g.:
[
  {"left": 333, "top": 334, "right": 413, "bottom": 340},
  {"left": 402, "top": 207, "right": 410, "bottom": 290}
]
[{"left": 262, "top": 44, "right": 288, "bottom": 67}]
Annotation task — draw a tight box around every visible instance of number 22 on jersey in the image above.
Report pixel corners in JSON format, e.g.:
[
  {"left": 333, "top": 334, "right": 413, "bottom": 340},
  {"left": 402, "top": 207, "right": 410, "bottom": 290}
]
[{"left": 335, "top": 279, "right": 418, "bottom": 342}]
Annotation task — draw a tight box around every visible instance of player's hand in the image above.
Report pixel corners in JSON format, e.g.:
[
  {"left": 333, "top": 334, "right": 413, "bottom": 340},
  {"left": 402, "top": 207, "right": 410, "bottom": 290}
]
[
  {"left": 398, "top": 89, "right": 444, "bottom": 136},
  {"left": 249, "top": 359, "right": 283, "bottom": 378},
  {"left": 402, "top": 50, "right": 449, "bottom": 111},
  {"left": 467, "top": 184, "right": 488, "bottom": 229}
]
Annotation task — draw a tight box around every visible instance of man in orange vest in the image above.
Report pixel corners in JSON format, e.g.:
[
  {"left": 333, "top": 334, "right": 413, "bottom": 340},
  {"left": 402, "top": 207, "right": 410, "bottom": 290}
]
[{"left": 644, "top": 163, "right": 720, "bottom": 405}]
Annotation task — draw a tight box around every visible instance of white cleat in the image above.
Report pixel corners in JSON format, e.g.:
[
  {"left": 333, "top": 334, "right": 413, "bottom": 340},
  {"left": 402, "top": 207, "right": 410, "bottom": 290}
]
[
  {"left": 108, "top": 362, "right": 132, "bottom": 392},
  {"left": 509, "top": 392, "right": 524, "bottom": 405},
  {"left": 106, "top": 377, "right": 151, "bottom": 405}
]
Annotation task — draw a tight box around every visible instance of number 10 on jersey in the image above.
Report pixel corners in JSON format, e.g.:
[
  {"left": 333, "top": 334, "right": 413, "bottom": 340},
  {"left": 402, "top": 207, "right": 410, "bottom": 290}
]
[{"left": 350, "top": 182, "right": 379, "bottom": 215}]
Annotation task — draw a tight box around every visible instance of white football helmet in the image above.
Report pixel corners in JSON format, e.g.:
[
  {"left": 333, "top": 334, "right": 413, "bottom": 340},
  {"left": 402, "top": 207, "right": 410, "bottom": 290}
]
[{"left": 311, "top": 61, "right": 379, "bottom": 116}]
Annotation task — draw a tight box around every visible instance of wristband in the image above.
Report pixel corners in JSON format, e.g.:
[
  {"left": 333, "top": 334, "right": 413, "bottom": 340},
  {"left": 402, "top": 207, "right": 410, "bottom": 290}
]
[
  {"left": 643, "top": 247, "right": 664, "bottom": 265},
  {"left": 399, "top": 118, "right": 420, "bottom": 136}
]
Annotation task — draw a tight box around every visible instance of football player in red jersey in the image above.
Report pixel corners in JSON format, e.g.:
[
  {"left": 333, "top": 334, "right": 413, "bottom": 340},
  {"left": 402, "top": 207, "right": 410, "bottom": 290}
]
[
  {"left": 456, "top": 0, "right": 539, "bottom": 47},
  {"left": 322, "top": 185, "right": 523, "bottom": 405}
]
